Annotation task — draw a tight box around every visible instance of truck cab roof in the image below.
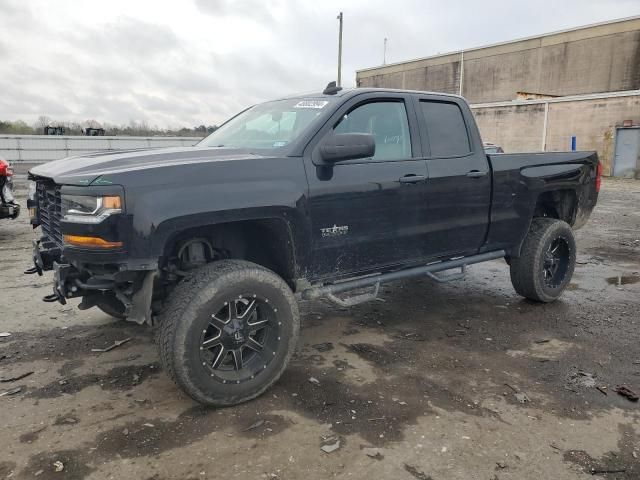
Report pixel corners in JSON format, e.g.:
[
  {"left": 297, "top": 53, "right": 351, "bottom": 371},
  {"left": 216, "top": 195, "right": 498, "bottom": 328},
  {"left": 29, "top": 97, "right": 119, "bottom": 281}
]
[{"left": 275, "top": 87, "right": 465, "bottom": 102}]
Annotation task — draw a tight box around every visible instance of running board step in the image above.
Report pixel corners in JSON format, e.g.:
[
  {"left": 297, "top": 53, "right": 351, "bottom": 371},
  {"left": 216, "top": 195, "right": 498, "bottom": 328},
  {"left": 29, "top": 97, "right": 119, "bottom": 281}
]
[
  {"left": 302, "top": 250, "right": 505, "bottom": 303},
  {"left": 326, "top": 282, "right": 380, "bottom": 307},
  {"left": 425, "top": 266, "right": 466, "bottom": 283}
]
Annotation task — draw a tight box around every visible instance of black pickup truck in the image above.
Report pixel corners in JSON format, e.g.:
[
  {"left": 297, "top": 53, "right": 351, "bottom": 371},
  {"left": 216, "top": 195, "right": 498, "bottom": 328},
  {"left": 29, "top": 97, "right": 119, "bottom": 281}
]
[{"left": 26, "top": 84, "right": 600, "bottom": 406}]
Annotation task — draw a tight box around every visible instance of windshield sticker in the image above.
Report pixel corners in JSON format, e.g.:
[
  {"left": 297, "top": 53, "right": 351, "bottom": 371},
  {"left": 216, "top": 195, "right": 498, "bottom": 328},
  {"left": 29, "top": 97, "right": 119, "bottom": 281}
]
[
  {"left": 273, "top": 141, "right": 287, "bottom": 147},
  {"left": 294, "top": 100, "right": 329, "bottom": 109}
]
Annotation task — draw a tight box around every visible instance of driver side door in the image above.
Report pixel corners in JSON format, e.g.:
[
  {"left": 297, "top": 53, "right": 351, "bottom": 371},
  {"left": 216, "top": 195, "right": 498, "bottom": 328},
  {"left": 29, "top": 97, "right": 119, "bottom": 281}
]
[{"left": 303, "top": 93, "right": 429, "bottom": 281}]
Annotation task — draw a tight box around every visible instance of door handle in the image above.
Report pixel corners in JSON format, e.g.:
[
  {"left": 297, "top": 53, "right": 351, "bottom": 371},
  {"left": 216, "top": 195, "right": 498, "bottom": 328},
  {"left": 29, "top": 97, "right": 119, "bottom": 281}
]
[
  {"left": 466, "top": 170, "right": 488, "bottom": 178},
  {"left": 399, "top": 175, "right": 426, "bottom": 184}
]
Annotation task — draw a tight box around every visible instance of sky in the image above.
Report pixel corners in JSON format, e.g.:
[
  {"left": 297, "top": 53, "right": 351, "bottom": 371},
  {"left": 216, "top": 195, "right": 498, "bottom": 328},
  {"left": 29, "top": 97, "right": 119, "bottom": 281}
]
[{"left": 1, "top": 0, "right": 639, "bottom": 129}]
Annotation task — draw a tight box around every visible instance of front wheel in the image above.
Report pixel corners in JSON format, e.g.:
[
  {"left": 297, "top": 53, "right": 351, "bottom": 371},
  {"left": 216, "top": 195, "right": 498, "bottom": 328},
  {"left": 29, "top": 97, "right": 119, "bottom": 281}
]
[
  {"left": 157, "top": 260, "right": 299, "bottom": 407},
  {"left": 510, "top": 218, "right": 576, "bottom": 303}
]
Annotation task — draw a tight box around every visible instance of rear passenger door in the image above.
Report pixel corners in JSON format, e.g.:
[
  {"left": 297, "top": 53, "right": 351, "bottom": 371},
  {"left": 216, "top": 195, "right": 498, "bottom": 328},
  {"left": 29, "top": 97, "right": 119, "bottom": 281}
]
[
  {"left": 304, "top": 93, "right": 429, "bottom": 280},
  {"left": 414, "top": 96, "right": 491, "bottom": 258}
]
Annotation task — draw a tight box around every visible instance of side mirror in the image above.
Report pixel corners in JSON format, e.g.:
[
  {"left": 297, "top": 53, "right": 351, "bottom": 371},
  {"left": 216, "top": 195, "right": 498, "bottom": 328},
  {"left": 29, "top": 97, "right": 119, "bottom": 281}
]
[{"left": 319, "top": 133, "right": 375, "bottom": 162}]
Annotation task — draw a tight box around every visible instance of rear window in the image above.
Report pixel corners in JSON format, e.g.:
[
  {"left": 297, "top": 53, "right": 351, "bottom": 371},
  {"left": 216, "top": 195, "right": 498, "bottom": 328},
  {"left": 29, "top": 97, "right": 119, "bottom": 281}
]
[{"left": 420, "top": 101, "right": 471, "bottom": 157}]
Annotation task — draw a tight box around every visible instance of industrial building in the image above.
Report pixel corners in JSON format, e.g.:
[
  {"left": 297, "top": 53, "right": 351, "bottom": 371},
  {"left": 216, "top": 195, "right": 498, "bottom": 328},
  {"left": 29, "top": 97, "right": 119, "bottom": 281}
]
[{"left": 356, "top": 16, "right": 640, "bottom": 177}]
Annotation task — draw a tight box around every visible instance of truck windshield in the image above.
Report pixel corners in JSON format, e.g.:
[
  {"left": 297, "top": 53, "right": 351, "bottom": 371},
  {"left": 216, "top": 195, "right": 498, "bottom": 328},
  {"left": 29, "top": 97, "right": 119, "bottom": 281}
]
[{"left": 199, "top": 98, "right": 332, "bottom": 150}]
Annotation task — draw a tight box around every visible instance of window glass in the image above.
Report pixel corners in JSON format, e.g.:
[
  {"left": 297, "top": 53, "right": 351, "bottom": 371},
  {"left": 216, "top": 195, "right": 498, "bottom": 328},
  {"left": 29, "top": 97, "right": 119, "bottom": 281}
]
[
  {"left": 334, "top": 101, "right": 411, "bottom": 160},
  {"left": 420, "top": 101, "right": 471, "bottom": 157},
  {"left": 199, "top": 98, "right": 333, "bottom": 149}
]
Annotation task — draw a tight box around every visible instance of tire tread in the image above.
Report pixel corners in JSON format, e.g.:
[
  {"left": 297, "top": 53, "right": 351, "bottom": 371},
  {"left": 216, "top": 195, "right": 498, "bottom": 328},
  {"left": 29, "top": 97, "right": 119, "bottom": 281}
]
[{"left": 157, "top": 259, "right": 298, "bottom": 406}]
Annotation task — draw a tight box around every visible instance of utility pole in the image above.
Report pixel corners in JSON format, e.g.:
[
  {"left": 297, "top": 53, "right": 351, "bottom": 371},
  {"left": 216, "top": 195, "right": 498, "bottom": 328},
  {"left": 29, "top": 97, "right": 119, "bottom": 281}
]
[
  {"left": 383, "top": 37, "right": 387, "bottom": 65},
  {"left": 337, "top": 12, "right": 343, "bottom": 87},
  {"left": 459, "top": 50, "right": 464, "bottom": 96}
]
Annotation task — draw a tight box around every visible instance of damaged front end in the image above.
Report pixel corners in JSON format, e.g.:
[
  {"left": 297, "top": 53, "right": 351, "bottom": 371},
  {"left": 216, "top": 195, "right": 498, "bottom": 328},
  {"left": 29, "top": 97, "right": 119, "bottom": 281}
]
[{"left": 26, "top": 175, "right": 157, "bottom": 324}]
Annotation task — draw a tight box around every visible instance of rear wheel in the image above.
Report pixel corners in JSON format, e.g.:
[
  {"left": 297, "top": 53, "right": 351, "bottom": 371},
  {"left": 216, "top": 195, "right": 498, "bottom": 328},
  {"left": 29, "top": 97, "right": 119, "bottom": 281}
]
[
  {"left": 157, "top": 260, "right": 299, "bottom": 406},
  {"left": 510, "top": 218, "right": 576, "bottom": 303}
]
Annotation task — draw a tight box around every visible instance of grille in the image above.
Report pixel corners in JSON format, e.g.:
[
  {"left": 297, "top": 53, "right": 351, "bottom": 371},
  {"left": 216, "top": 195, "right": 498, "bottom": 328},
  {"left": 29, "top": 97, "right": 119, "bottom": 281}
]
[{"left": 36, "top": 180, "right": 63, "bottom": 247}]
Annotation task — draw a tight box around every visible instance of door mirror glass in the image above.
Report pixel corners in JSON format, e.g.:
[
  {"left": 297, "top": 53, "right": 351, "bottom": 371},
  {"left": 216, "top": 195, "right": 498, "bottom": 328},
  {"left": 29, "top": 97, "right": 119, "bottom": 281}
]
[{"left": 320, "top": 133, "right": 375, "bottom": 162}]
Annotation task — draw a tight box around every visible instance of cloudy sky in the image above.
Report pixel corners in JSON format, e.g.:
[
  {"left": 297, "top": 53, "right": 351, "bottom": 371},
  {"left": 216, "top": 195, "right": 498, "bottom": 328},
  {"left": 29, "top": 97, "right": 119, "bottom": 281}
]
[{"left": 1, "top": 0, "right": 638, "bottom": 129}]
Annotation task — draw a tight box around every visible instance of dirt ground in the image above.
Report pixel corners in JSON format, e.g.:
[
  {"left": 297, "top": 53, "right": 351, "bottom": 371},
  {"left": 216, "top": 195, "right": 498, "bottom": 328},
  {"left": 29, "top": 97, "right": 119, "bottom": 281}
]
[{"left": 1, "top": 178, "right": 639, "bottom": 480}]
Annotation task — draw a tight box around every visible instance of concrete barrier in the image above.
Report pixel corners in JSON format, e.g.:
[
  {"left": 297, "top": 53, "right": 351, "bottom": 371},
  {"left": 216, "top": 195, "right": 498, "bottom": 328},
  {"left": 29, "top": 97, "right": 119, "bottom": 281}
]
[{"left": 0, "top": 135, "right": 202, "bottom": 174}]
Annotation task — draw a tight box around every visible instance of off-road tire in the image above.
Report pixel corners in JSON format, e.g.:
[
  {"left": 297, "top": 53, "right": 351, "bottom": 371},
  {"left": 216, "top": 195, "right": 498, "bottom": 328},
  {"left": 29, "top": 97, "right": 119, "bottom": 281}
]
[
  {"left": 157, "top": 260, "right": 299, "bottom": 407},
  {"left": 510, "top": 218, "right": 576, "bottom": 303}
]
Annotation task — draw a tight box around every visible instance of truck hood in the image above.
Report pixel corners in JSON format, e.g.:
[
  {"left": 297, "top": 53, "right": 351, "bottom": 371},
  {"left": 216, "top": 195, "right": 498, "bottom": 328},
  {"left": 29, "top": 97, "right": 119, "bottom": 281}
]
[{"left": 29, "top": 146, "right": 265, "bottom": 185}]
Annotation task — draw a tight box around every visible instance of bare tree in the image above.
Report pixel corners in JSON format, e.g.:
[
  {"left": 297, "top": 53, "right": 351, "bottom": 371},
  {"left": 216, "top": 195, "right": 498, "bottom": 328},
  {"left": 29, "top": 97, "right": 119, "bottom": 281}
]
[
  {"left": 85, "top": 119, "right": 102, "bottom": 129},
  {"left": 34, "top": 115, "right": 52, "bottom": 132}
]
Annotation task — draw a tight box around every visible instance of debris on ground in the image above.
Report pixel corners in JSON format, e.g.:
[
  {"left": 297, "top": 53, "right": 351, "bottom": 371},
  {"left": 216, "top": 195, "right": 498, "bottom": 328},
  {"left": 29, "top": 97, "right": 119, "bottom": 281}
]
[
  {"left": 0, "top": 332, "right": 11, "bottom": 337},
  {"left": 91, "top": 337, "right": 132, "bottom": 353},
  {"left": 308, "top": 377, "right": 320, "bottom": 386},
  {"left": 53, "top": 461, "right": 64, "bottom": 472},
  {"left": 242, "top": 419, "right": 265, "bottom": 432},
  {"left": 311, "top": 342, "right": 333, "bottom": 352},
  {"left": 596, "top": 386, "right": 608, "bottom": 396},
  {"left": 534, "top": 339, "right": 550, "bottom": 344},
  {"left": 504, "top": 383, "right": 530, "bottom": 403},
  {"left": 568, "top": 371, "right": 597, "bottom": 389},
  {"left": 591, "top": 468, "right": 626, "bottom": 475},
  {"left": 320, "top": 437, "right": 341, "bottom": 454},
  {"left": 0, "top": 387, "right": 22, "bottom": 397},
  {"left": 614, "top": 385, "right": 639, "bottom": 402},
  {"left": 392, "top": 331, "right": 426, "bottom": 341},
  {"left": 404, "top": 463, "right": 432, "bottom": 480},
  {"left": 363, "top": 447, "right": 384, "bottom": 460},
  {"left": 0, "top": 371, "right": 33, "bottom": 382},
  {"left": 320, "top": 442, "right": 340, "bottom": 454}
]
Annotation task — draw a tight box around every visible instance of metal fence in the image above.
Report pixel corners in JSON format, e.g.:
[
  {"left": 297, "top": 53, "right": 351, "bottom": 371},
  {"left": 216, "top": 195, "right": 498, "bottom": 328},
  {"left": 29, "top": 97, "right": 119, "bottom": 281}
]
[{"left": 0, "top": 135, "right": 202, "bottom": 166}]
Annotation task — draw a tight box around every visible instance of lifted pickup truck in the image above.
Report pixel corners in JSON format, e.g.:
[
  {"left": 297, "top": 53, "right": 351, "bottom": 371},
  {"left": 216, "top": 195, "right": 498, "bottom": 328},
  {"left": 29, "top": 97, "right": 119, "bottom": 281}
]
[{"left": 26, "top": 84, "right": 600, "bottom": 406}]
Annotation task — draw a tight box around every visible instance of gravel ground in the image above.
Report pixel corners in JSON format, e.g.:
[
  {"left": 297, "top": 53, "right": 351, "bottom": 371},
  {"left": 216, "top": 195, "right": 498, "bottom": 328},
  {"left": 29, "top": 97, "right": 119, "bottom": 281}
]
[{"left": 0, "top": 178, "right": 639, "bottom": 480}]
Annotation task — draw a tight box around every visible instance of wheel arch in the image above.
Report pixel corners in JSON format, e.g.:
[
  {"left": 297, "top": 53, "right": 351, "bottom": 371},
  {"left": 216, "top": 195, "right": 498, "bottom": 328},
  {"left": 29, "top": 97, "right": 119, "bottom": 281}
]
[
  {"left": 533, "top": 189, "right": 578, "bottom": 225},
  {"left": 157, "top": 214, "right": 300, "bottom": 289}
]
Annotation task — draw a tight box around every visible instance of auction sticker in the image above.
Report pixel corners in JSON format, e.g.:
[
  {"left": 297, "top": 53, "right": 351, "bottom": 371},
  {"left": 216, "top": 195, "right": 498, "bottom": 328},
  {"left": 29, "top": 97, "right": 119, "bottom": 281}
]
[{"left": 294, "top": 100, "right": 329, "bottom": 109}]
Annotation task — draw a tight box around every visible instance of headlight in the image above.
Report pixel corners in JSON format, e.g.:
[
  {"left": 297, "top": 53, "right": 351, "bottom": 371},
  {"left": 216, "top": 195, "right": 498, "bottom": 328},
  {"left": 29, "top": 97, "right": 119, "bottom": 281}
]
[
  {"left": 62, "top": 194, "right": 122, "bottom": 224},
  {"left": 27, "top": 180, "right": 37, "bottom": 201}
]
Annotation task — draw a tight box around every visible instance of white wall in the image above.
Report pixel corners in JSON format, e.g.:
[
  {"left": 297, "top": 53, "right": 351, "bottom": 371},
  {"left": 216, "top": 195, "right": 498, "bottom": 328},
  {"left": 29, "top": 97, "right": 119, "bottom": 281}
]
[{"left": 0, "top": 135, "right": 202, "bottom": 164}]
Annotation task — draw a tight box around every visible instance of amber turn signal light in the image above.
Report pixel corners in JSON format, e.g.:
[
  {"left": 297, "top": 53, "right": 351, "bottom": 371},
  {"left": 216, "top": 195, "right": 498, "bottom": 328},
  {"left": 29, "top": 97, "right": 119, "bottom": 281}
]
[
  {"left": 63, "top": 235, "right": 123, "bottom": 249},
  {"left": 102, "top": 196, "right": 122, "bottom": 209}
]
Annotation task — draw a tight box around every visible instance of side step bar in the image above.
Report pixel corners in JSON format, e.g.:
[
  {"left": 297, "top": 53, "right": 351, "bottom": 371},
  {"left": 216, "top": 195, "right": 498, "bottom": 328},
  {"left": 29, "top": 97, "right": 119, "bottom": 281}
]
[{"left": 301, "top": 250, "right": 506, "bottom": 303}]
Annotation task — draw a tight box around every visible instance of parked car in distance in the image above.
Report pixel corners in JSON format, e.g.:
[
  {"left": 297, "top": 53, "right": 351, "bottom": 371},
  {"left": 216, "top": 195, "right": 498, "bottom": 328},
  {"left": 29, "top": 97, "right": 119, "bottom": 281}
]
[
  {"left": 0, "top": 158, "right": 20, "bottom": 220},
  {"left": 26, "top": 84, "right": 600, "bottom": 406},
  {"left": 483, "top": 142, "right": 504, "bottom": 154}
]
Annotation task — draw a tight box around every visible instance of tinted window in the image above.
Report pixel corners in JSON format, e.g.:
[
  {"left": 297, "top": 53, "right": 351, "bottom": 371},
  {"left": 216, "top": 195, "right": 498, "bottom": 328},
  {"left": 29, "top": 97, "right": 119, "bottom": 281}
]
[
  {"left": 420, "top": 101, "right": 470, "bottom": 157},
  {"left": 334, "top": 101, "right": 411, "bottom": 160}
]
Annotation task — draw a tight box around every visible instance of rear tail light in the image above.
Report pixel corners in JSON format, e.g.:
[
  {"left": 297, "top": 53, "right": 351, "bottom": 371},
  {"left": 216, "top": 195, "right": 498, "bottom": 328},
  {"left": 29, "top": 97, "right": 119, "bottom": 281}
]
[
  {"left": 0, "top": 159, "right": 11, "bottom": 177},
  {"left": 595, "top": 161, "right": 603, "bottom": 193}
]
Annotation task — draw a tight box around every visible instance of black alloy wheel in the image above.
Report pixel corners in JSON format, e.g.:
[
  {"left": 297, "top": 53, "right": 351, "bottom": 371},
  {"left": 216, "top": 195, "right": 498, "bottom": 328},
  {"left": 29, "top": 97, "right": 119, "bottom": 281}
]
[
  {"left": 157, "top": 259, "right": 299, "bottom": 407},
  {"left": 509, "top": 218, "right": 576, "bottom": 303},
  {"left": 542, "top": 237, "right": 571, "bottom": 288},
  {"left": 200, "top": 295, "right": 281, "bottom": 384}
]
